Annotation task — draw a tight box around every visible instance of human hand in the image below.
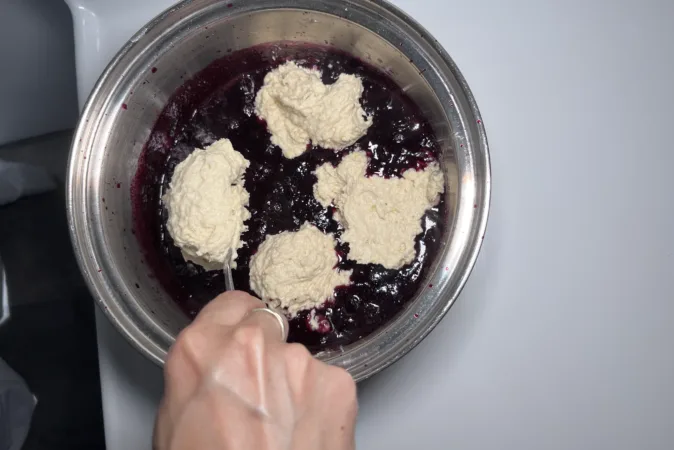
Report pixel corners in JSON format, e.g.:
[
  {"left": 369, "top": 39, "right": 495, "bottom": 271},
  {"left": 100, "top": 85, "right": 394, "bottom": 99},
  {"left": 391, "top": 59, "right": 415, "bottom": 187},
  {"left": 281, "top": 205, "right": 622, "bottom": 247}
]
[{"left": 153, "top": 291, "right": 358, "bottom": 450}]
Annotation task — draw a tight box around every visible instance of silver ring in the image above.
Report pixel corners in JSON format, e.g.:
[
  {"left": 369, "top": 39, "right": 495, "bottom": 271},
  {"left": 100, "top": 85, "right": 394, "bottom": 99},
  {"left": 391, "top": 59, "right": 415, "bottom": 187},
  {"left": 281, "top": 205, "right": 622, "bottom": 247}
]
[{"left": 250, "top": 307, "right": 288, "bottom": 341}]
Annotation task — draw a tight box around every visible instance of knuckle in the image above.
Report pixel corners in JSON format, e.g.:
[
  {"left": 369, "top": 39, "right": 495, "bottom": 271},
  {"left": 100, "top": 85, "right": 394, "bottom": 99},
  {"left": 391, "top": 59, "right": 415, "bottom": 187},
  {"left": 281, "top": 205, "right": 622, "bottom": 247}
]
[
  {"left": 166, "top": 326, "right": 204, "bottom": 371},
  {"left": 284, "top": 342, "right": 312, "bottom": 363},
  {"left": 212, "top": 290, "right": 262, "bottom": 310},
  {"left": 172, "top": 326, "right": 200, "bottom": 356},
  {"left": 283, "top": 344, "right": 314, "bottom": 400},
  {"left": 195, "top": 291, "right": 262, "bottom": 321},
  {"left": 232, "top": 323, "right": 266, "bottom": 348},
  {"left": 328, "top": 366, "right": 357, "bottom": 398}
]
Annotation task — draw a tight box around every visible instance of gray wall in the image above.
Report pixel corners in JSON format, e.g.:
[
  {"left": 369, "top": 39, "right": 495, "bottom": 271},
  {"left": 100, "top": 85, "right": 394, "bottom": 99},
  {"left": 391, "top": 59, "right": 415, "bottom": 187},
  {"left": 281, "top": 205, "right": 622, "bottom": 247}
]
[{"left": 0, "top": 0, "right": 78, "bottom": 145}]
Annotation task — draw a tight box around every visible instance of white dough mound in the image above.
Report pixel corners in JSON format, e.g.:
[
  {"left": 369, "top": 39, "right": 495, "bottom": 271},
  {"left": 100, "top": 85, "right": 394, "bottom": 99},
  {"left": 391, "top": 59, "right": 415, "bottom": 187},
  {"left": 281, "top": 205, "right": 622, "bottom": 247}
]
[
  {"left": 163, "top": 139, "right": 250, "bottom": 270},
  {"left": 255, "top": 61, "right": 372, "bottom": 158},
  {"left": 250, "top": 223, "right": 351, "bottom": 316},
  {"left": 314, "top": 151, "right": 444, "bottom": 269}
]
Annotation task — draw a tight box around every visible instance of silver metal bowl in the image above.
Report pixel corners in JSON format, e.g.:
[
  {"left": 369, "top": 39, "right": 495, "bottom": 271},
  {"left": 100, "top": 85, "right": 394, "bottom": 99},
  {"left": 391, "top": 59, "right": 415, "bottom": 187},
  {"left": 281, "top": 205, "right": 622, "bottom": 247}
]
[{"left": 67, "top": 0, "right": 490, "bottom": 382}]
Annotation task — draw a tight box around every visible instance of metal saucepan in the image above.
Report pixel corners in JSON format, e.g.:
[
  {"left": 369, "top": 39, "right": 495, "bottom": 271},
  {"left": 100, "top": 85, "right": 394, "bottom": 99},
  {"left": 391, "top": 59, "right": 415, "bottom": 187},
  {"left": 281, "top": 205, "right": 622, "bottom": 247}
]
[{"left": 66, "top": 0, "right": 490, "bottom": 382}]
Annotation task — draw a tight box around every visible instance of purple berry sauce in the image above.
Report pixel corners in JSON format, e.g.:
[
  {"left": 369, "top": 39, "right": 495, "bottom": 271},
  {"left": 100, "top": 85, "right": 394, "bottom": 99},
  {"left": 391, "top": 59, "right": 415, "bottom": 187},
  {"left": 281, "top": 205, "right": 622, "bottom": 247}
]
[{"left": 131, "top": 42, "right": 445, "bottom": 352}]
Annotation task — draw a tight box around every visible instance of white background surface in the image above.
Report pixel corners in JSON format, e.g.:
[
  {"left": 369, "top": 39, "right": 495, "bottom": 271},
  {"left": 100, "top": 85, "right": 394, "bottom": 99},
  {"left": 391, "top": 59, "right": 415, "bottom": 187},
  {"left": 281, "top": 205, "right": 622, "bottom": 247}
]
[{"left": 66, "top": 0, "right": 674, "bottom": 449}]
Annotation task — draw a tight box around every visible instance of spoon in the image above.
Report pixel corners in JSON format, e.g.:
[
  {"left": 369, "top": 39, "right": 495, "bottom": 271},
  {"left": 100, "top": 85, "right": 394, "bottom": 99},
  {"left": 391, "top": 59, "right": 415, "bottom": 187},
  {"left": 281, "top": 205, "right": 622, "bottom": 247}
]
[{"left": 223, "top": 249, "right": 235, "bottom": 291}]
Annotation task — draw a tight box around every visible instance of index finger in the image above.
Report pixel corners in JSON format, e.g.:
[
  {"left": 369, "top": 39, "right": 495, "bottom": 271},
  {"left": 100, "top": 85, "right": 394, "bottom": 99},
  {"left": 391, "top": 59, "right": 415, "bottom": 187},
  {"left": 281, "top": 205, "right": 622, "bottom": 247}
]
[
  {"left": 237, "top": 307, "right": 289, "bottom": 343},
  {"left": 193, "top": 290, "right": 265, "bottom": 327}
]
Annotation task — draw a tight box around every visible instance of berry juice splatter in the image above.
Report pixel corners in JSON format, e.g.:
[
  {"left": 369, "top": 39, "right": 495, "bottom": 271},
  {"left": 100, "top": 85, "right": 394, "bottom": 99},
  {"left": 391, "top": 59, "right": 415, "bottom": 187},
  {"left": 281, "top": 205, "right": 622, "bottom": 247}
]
[{"left": 132, "top": 42, "right": 445, "bottom": 352}]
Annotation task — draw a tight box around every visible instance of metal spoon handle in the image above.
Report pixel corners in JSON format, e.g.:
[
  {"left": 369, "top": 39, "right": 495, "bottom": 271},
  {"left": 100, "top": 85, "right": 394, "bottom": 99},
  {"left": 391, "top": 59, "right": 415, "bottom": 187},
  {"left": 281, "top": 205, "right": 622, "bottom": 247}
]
[
  {"left": 223, "top": 263, "right": 234, "bottom": 291},
  {"left": 223, "top": 249, "right": 235, "bottom": 291}
]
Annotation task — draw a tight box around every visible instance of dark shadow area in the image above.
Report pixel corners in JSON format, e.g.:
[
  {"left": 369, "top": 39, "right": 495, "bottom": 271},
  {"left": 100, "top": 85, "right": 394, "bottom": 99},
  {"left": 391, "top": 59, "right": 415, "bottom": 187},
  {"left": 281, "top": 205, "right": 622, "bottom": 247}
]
[{"left": 0, "top": 131, "right": 105, "bottom": 449}]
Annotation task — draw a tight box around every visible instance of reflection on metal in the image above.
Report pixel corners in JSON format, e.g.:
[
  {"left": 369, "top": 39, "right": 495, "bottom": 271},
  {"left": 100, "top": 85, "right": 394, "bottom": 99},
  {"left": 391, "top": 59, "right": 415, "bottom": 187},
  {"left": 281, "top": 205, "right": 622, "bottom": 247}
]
[{"left": 0, "top": 255, "right": 8, "bottom": 327}]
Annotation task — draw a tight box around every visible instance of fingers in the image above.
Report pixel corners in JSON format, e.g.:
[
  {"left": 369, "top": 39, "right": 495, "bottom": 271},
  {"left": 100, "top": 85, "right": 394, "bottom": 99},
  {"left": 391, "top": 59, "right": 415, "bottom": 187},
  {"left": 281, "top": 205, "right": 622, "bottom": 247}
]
[
  {"left": 165, "top": 291, "right": 264, "bottom": 402},
  {"left": 324, "top": 365, "right": 358, "bottom": 419},
  {"left": 284, "top": 343, "right": 314, "bottom": 401},
  {"left": 159, "top": 289, "right": 360, "bottom": 450},
  {"left": 238, "top": 308, "right": 289, "bottom": 343},
  {"left": 193, "top": 291, "right": 288, "bottom": 344},
  {"left": 163, "top": 292, "right": 270, "bottom": 419},
  {"left": 317, "top": 365, "right": 358, "bottom": 450},
  {"left": 193, "top": 290, "right": 264, "bottom": 327}
]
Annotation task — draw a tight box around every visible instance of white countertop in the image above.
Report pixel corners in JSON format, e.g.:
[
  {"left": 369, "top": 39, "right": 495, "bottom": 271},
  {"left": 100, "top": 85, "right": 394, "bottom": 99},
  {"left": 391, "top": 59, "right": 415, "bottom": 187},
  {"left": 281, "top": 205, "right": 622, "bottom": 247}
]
[{"left": 66, "top": 0, "right": 674, "bottom": 448}]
